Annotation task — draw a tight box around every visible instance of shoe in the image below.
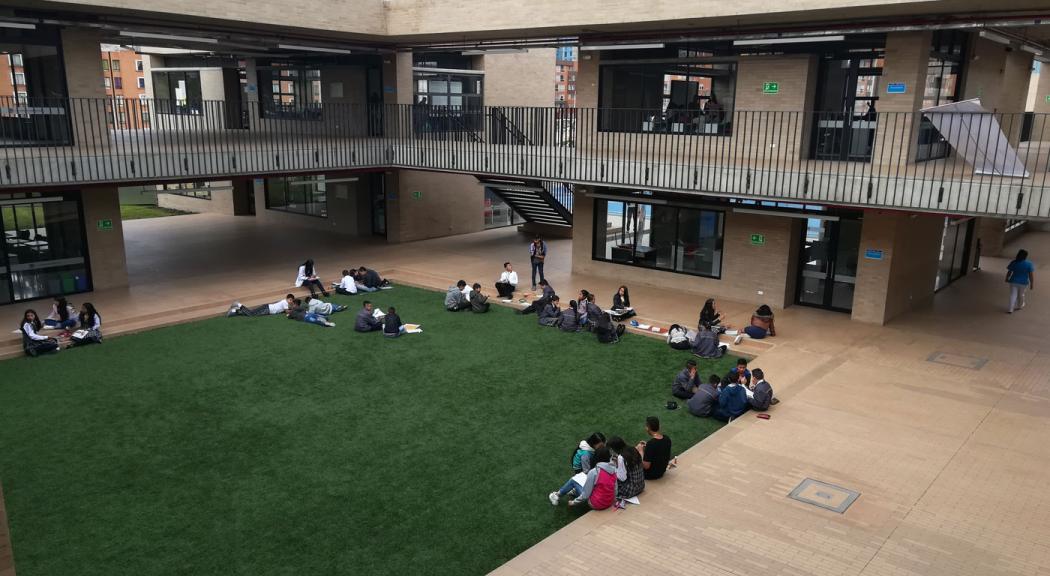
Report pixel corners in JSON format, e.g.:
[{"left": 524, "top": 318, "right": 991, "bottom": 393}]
[
  {"left": 380, "top": 285, "right": 393, "bottom": 290},
  {"left": 568, "top": 497, "right": 584, "bottom": 507},
  {"left": 325, "top": 321, "right": 336, "bottom": 327},
  {"left": 227, "top": 306, "right": 240, "bottom": 317},
  {"left": 531, "top": 285, "right": 537, "bottom": 291},
  {"left": 1020, "top": 302, "right": 1026, "bottom": 310},
  {"left": 548, "top": 491, "right": 559, "bottom": 506},
  {"left": 734, "top": 334, "right": 744, "bottom": 345}
]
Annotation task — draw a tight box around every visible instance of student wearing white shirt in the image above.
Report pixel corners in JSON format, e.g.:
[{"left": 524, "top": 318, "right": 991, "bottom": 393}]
[
  {"left": 295, "top": 259, "right": 329, "bottom": 297},
  {"left": 495, "top": 262, "right": 519, "bottom": 298},
  {"left": 228, "top": 294, "right": 296, "bottom": 317},
  {"left": 334, "top": 269, "right": 358, "bottom": 296},
  {"left": 70, "top": 302, "right": 103, "bottom": 347},
  {"left": 20, "top": 309, "right": 59, "bottom": 356}
]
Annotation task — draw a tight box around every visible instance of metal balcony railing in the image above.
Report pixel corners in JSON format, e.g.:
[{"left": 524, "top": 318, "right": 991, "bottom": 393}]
[{"left": 2, "top": 97, "right": 1049, "bottom": 219}]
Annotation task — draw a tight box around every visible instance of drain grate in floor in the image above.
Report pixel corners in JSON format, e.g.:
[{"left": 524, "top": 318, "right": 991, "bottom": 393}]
[
  {"left": 926, "top": 351, "right": 988, "bottom": 370},
  {"left": 788, "top": 478, "right": 860, "bottom": 513}
]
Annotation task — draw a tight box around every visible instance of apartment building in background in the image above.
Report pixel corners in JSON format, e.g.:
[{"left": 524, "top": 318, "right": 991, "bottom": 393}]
[
  {"left": 555, "top": 46, "right": 576, "bottom": 107},
  {"left": 101, "top": 44, "right": 149, "bottom": 129}
]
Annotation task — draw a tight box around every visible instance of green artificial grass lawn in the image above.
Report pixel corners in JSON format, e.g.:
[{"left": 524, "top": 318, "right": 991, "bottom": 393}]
[
  {"left": 119, "top": 205, "right": 191, "bottom": 220},
  {"left": 0, "top": 285, "right": 732, "bottom": 576}
]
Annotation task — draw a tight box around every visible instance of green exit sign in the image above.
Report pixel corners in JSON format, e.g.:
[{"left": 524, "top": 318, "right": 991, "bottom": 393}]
[
  {"left": 97, "top": 219, "right": 113, "bottom": 231},
  {"left": 412, "top": 190, "right": 423, "bottom": 200},
  {"left": 750, "top": 233, "right": 765, "bottom": 246},
  {"left": 762, "top": 82, "right": 779, "bottom": 94},
  {"left": 1046, "top": 94, "right": 1050, "bottom": 103}
]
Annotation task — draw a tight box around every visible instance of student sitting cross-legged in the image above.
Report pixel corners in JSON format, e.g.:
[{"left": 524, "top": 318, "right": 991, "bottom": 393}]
[
  {"left": 228, "top": 294, "right": 296, "bottom": 317},
  {"left": 469, "top": 283, "right": 490, "bottom": 313},
  {"left": 495, "top": 261, "right": 518, "bottom": 298},
  {"left": 687, "top": 374, "right": 721, "bottom": 418},
  {"left": 445, "top": 280, "right": 472, "bottom": 311},
  {"left": 383, "top": 306, "right": 404, "bottom": 338},
  {"left": 519, "top": 279, "right": 555, "bottom": 315},
  {"left": 44, "top": 296, "right": 79, "bottom": 334},
  {"left": 287, "top": 298, "right": 335, "bottom": 327},
  {"left": 713, "top": 373, "right": 750, "bottom": 421},
  {"left": 20, "top": 309, "right": 60, "bottom": 357},
  {"left": 305, "top": 295, "right": 348, "bottom": 316},
  {"left": 726, "top": 358, "right": 751, "bottom": 383},
  {"left": 559, "top": 299, "right": 581, "bottom": 332},
  {"left": 691, "top": 322, "right": 727, "bottom": 359},
  {"left": 748, "top": 368, "right": 776, "bottom": 411},
  {"left": 593, "top": 311, "right": 625, "bottom": 343},
  {"left": 671, "top": 359, "right": 700, "bottom": 399},
  {"left": 355, "top": 266, "right": 391, "bottom": 292},
  {"left": 538, "top": 295, "right": 562, "bottom": 327},
  {"left": 69, "top": 302, "right": 103, "bottom": 347},
  {"left": 333, "top": 269, "right": 358, "bottom": 296},
  {"left": 354, "top": 301, "right": 384, "bottom": 332},
  {"left": 609, "top": 285, "right": 637, "bottom": 322},
  {"left": 733, "top": 304, "right": 776, "bottom": 344}
]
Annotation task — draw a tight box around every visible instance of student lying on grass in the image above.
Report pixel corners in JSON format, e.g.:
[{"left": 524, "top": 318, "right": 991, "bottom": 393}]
[
  {"left": 305, "top": 295, "right": 348, "bottom": 316},
  {"left": 228, "top": 294, "right": 296, "bottom": 317},
  {"left": 287, "top": 299, "right": 335, "bottom": 327}
]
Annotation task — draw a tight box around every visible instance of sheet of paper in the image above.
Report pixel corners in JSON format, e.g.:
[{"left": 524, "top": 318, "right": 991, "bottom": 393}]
[{"left": 571, "top": 472, "right": 588, "bottom": 486}]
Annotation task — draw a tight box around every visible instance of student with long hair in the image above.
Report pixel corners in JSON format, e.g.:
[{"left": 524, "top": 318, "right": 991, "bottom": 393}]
[
  {"left": 616, "top": 445, "right": 646, "bottom": 501},
  {"left": 560, "top": 299, "right": 581, "bottom": 332},
  {"left": 20, "top": 309, "right": 59, "bottom": 356},
  {"left": 295, "top": 259, "right": 329, "bottom": 298},
  {"left": 44, "top": 296, "right": 78, "bottom": 333},
  {"left": 609, "top": 285, "right": 637, "bottom": 321},
  {"left": 733, "top": 304, "right": 777, "bottom": 344},
  {"left": 70, "top": 302, "right": 103, "bottom": 347},
  {"left": 698, "top": 298, "right": 726, "bottom": 331},
  {"left": 1006, "top": 248, "right": 1036, "bottom": 313}
]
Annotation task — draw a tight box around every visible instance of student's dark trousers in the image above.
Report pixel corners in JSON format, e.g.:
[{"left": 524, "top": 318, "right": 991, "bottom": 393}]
[
  {"left": 531, "top": 260, "right": 545, "bottom": 287},
  {"left": 245, "top": 304, "right": 271, "bottom": 316},
  {"left": 495, "top": 282, "right": 515, "bottom": 298},
  {"left": 301, "top": 279, "right": 327, "bottom": 296}
]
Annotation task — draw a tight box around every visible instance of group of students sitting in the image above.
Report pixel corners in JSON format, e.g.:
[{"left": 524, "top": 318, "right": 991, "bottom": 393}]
[
  {"left": 666, "top": 299, "right": 778, "bottom": 358},
  {"left": 518, "top": 280, "right": 636, "bottom": 344},
  {"left": 672, "top": 358, "right": 777, "bottom": 421},
  {"left": 19, "top": 296, "right": 103, "bottom": 356},
  {"left": 294, "top": 258, "right": 392, "bottom": 298},
  {"left": 444, "top": 280, "right": 491, "bottom": 313},
  {"left": 548, "top": 417, "right": 673, "bottom": 510}
]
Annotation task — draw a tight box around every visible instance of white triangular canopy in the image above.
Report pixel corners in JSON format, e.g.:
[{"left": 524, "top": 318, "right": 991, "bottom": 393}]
[{"left": 921, "top": 98, "right": 1029, "bottom": 178}]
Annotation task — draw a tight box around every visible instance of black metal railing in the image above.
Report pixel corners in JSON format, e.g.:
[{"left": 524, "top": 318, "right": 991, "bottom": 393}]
[{"left": 2, "top": 97, "right": 1049, "bottom": 219}]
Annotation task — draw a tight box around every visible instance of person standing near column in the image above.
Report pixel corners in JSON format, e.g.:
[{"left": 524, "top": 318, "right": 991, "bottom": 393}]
[
  {"left": 1006, "top": 249, "right": 1035, "bottom": 314},
  {"left": 529, "top": 236, "right": 547, "bottom": 291}
]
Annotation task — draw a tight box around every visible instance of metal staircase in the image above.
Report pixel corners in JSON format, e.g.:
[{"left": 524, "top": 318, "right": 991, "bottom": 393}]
[{"left": 480, "top": 177, "right": 573, "bottom": 227}]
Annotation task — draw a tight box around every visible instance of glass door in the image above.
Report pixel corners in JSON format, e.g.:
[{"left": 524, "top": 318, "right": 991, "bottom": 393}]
[
  {"left": 812, "top": 57, "right": 882, "bottom": 161},
  {"left": 796, "top": 218, "right": 861, "bottom": 312}
]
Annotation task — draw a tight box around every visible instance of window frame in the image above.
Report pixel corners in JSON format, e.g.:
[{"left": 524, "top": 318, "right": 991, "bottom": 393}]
[
  {"left": 591, "top": 196, "right": 726, "bottom": 279},
  {"left": 264, "top": 175, "right": 328, "bottom": 218},
  {"left": 152, "top": 70, "right": 203, "bottom": 115}
]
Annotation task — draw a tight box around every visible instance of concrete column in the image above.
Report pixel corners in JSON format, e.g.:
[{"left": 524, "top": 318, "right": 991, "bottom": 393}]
[
  {"left": 877, "top": 31, "right": 932, "bottom": 163},
  {"left": 852, "top": 211, "right": 943, "bottom": 324},
  {"left": 81, "top": 185, "right": 129, "bottom": 290},
  {"left": 976, "top": 217, "right": 1008, "bottom": 257},
  {"left": 232, "top": 179, "right": 254, "bottom": 216},
  {"left": 385, "top": 169, "right": 483, "bottom": 243},
  {"left": 963, "top": 34, "right": 1034, "bottom": 143},
  {"left": 1034, "top": 68, "right": 1050, "bottom": 114},
  {"left": 61, "top": 28, "right": 109, "bottom": 148}
]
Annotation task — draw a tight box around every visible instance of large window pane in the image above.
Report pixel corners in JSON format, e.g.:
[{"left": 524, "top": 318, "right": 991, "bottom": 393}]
[
  {"left": 676, "top": 208, "right": 723, "bottom": 276},
  {"left": 265, "top": 176, "right": 327, "bottom": 218},
  {"left": 599, "top": 60, "right": 736, "bottom": 134},
  {"left": 1, "top": 197, "right": 89, "bottom": 303}
]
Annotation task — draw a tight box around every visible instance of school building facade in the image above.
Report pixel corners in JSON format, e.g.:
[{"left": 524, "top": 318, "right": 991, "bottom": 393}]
[{"left": 1, "top": 0, "right": 1049, "bottom": 324}]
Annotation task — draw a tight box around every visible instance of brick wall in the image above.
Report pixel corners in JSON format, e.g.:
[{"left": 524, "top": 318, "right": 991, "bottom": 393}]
[
  {"left": 852, "top": 210, "right": 942, "bottom": 324},
  {"left": 572, "top": 188, "right": 801, "bottom": 309},
  {"left": 483, "top": 49, "right": 558, "bottom": 108},
  {"left": 876, "top": 31, "right": 931, "bottom": 162},
  {"left": 386, "top": 170, "right": 484, "bottom": 243}
]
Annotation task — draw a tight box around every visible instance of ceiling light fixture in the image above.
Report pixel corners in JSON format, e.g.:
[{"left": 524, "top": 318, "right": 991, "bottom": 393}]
[
  {"left": 733, "top": 35, "right": 845, "bottom": 46},
  {"left": 119, "top": 30, "right": 219, "bottom": 44},
  {"left": 580, "top": 43, "right": 665, "bottom": 51},
  {"left": 277, "top": 43, "right": 352, "bottom": 54}
]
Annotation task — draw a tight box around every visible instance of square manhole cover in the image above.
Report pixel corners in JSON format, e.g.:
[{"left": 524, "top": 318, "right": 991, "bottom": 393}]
[
  {"left": 788, "top": 478, "right": 860, "bottom": 513},
  {"left": 926, "top": 351, "right": 987, "bottom": 370}
]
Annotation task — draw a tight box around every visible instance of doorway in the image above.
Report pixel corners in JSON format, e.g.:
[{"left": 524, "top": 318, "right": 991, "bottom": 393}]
[
  {"left": 935, "top": 217, "right": 973, "bottom": 291},
  {"left": 811, "top": 56, "right": 882, "bottom": 162},
  {"left": 796, "top": 218, "right": 861, "bottom": 312}
]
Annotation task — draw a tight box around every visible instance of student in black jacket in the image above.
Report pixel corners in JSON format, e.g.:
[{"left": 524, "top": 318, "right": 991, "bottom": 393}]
[
  {"left": 538, "top": 295, "right": 562, "bottom": 327},
  {"left": 384, "top": 306, "right": 404, "bottom": 338}
]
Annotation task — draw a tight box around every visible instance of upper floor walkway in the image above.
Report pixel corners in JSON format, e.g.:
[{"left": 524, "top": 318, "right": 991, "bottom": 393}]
[{"left": 4, "top": 98, "right": 1050, "bottom": 219}]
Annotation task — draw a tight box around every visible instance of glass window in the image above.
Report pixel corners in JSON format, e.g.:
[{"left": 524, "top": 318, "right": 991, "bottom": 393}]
[
  {"left": 152, "top": 71, "right": 203, "bottom": 115},
  {"left": 257, "top": 64, "right": 322, "bottom": 120},
  {"left": 137, "top": 77, "right": 145, "bottom": 89},
  {"left": 101, "top": 59, "right": 109, "bottom": 71},
  {"left": 1, "top": 196, "right": 90, "bottom": 304},
  {"left": 111, "top": 59, "right": 120, "bottom": 72},
  {"left": 10, "top": 53, "right": 22, "bottom": 66},
  {"left": 413, "top": 71, "right": 484, "bottom": 133},
  {"left": 599, "top": 58, "right": 736, "bottom": 134},
  {"left": 159, "top": 181, "right": 230, "bottom": 200},
  {"left": 917, "top": 31, "right": 967, "bottom": 162},
  {"left": 113, "top": 77, "right": 122, "bottom": 89},
  {"left": 592, "top": 197, "right": 724, "bottom": 278},
  {"left": 265, "top": 175, "right": 327, "bottom": 217},
  {"left": 135, "top": 59, "right": 143, "bottom": 71},
  {"left": 484, "top": 188, "right": 524, "bottom": 229}
]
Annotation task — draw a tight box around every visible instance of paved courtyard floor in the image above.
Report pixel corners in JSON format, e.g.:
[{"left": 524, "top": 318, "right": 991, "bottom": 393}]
[{"left": 1, "top": 214, "right": 1048, "bottom": 576}]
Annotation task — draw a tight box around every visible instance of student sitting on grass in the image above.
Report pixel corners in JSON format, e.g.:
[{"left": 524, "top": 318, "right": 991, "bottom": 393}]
[
  {"left": 287, "top": 299, "right": 335, "bottom": 327},
  {"left": 687, "top": 374, "right": 721, "bottom": 418},
  {"left": 713, "top": 374, "right": 749, "bottom": 421},
  {"left": 354, "top": 301, "right": 383, "bottom": 332},
  {"left": 609, "top": 285, "right": 637, "bottom": 321},
  {"left": 584, "top": 293, "right": 605, "bottom": 332},
  {"left": 295, "top": 259, "right": 329, "bottom": 298},
  {"left": 548, "top": 446, "right": 617, "bottom": 509},
  {"left": 20, "top": 309, "right": 60, "bottom": 357},
  {"left": 495, "top": 262, "right": 518, "bottom": 298},
  {"left": 228, "top": 294, "right": 296, "bottom": 317},
  {"left": 519, "top": 279, "right": 554, "bottom": 315},
  {"left": 560, "top": 299, "right": 581, "bottom": 332},
  {"left": 593, "top": 311, "right": 625, "bottom": 344},
  {"left": 355, "top": 266, "right": 392, "bottom": 292},
  {"left": 44, "top": 296, "right": 78, "bottom": 333},
  {"left": 576, "top": 290, "right": 592, "bottom": 327},
  {"left": 637, "top": 416, "right": 672, "bottom": 480},
  {"left": 445, "top": 280, "right": 471, "bottom": 311},
  {"left": 692, "top": 322, "right": 727, "bottom": 359},
  {"left": 538, "top": 295, "right": 562, "bottom": 327},
  {"left": 672, "top": 359, "right": 700, "bottom": 399},
  {"left": 726, "top": 358, "right": 751, "bottom": 383},
  {"left": 666, "top": 324, "right": 691, "bottom": 350},
  {"left": 306, "top": 295, "right": 348, "bottom": 316},
  {"left": 383, "top": 306, "right": 404, "bottom": 338},
  {"left": 571, "top": 432, "right": 607, "bottom": 473},
  {"left": 733, "top": 304, "right": 776, "bottom": 344},
  {"left": 334, "top": 270, "right": 358, "bottom": 295},
  {"left": 69, "top": 303, "right": 102, "bottom": 347},
  {"left": 469, "top": 283, "right": 490, "bottom": 313},
  {"left": 749, "top": 368, "right": 775, "bottom": 411}
]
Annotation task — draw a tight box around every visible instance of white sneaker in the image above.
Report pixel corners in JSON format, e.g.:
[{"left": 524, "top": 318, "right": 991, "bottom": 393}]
[
  {"left": 734, "top": 334, "right": 744, "bottom": 345},
  {"left": 325, "top": 321, "right": 336, "bottom": 327},
  {"left": 548, "top": 491, "right": 559, "bottom": 506}
]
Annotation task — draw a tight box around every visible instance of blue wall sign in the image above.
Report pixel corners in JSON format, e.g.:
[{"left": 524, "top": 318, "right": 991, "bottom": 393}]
[
  {"left": 886, "top": 83, "right": 907, "bottom": 94},
  {"left": 864, "top": 249, "right": 884, "bottom": 260}
]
